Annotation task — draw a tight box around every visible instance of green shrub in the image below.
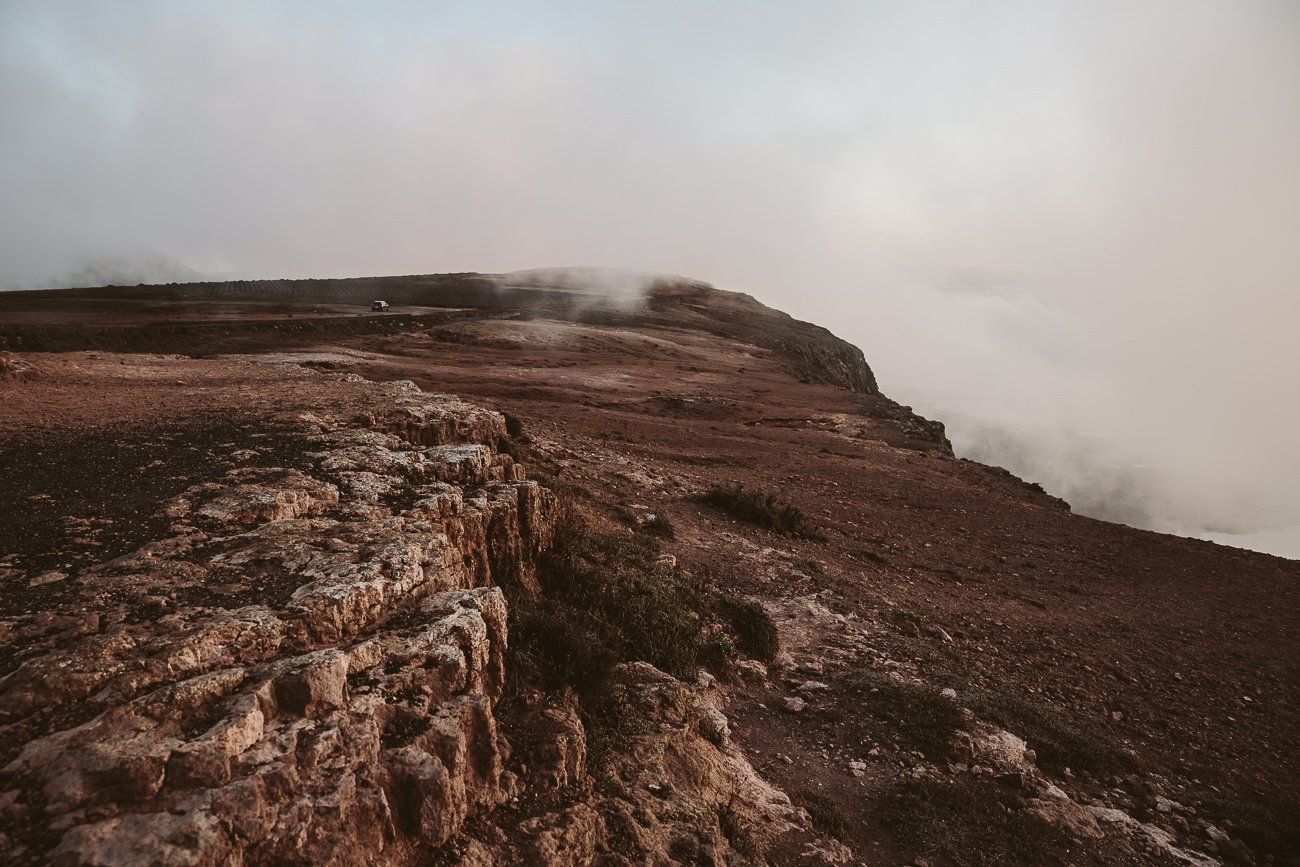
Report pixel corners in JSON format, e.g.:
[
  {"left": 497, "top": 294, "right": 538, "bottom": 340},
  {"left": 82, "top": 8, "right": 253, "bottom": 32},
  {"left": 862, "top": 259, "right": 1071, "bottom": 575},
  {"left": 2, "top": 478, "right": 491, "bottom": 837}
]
[
  {"left": 716, "top": 597, "right": 780, "bottom": 662},
  {"left": 792, "top": 788, "right": 853, "bottom": 841},
  {"left": 881, "top": 777, "right": 1071, "bottom": 867},
  {"left": 1195, "top": 791, "right": 1300, "bottom": 860},
  {"left": 891, "top": 608, "right": 926, "bottom": 626},
  {"left": 640, "top": 512, "right": 676, "bottom": 539},
  {"left": 844, "top": 671, "right": 964, "bottom": 760},
  {"left": 967, "top": 691, "right": 1136, "bottom": 776},
  {"left": 697, "top": 484, "right": 827, "bottom": 540},
  {"left": 505, "top": 504, "right": 786, "bottom": 774}
]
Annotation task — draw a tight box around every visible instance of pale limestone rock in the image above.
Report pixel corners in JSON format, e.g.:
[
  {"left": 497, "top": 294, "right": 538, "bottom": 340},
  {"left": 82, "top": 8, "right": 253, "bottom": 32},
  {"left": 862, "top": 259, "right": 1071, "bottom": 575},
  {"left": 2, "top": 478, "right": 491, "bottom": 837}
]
[
  {"left": 1089, "top": 807, "right": 1221, "bottom": 867},
  {"left": 1, "top": 387, "right": 558, "bottom": 866},
  {"left": 192, "top": 470, "right": 339, "bottom": 526}
]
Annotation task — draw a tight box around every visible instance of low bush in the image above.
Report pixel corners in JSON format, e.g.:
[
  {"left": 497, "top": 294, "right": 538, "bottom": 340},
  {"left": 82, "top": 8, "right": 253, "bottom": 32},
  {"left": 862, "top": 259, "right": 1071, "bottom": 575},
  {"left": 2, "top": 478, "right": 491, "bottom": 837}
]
[
  {"left": 890, "top": 608, "right": 926, "bottom": 626},
  {"left": 528, "top": 511, "right": 710, "bottom": 678},
  {"left": 697, "top": 484, "right": 827, "bottom": 540},
  {"left": 504, "top": 504, "right": 785, "bottom": 768},
  {"left": 881, "top": 777, "right": 1072, "bottom": 867},
  {"left": 1195, "top": 791, "right": 1300, "bottom": 860},
  {"left": 843, "top": 671, "right": 964, "bottom": 760},
  {"left": 640, "top": 512, "right": 676, "bottom": 539},
  {"left": 716, "top": 597, "right": 780, "bottom": 662},
  {"left": 792, "top": 788, "right": 853, "bottom": 841},
  {"left": 495, "top": 433, "right": 523, "bottom": 462},
  {"left": 967, "top": 691, "right": 1136, "bottom": 776}
]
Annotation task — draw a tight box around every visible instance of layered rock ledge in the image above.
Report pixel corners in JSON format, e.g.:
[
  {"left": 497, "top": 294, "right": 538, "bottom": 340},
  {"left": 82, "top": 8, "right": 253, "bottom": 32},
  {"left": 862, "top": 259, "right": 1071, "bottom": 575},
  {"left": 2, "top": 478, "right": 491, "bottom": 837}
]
[
  {"left": 0, "top": 377, "right": 558, "bottom": 865},
  {"left": 0, "top": 365, "right": 849, "bottom": 867}
]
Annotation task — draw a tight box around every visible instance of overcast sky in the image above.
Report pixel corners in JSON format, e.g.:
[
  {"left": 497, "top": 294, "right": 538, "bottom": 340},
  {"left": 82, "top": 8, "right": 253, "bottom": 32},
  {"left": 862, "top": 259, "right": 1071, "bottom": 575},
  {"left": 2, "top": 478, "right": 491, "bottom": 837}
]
[{"left": 3, "top": 1, "right": 1298, "bottom": 556}]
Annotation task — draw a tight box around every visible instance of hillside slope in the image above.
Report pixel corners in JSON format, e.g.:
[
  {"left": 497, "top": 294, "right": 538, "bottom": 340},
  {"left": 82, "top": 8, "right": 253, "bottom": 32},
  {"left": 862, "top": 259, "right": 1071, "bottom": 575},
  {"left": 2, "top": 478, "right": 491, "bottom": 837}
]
[{"left": 0, "top": 275, "right": 1295, "bottom": 866}]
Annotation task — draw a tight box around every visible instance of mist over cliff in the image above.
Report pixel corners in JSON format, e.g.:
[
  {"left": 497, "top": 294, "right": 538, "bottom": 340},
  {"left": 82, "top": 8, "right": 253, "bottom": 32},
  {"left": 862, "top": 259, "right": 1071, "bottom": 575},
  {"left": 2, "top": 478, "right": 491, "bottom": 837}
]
[{"left": 2, "top": 1, "right": 1297, "bottom": 556}]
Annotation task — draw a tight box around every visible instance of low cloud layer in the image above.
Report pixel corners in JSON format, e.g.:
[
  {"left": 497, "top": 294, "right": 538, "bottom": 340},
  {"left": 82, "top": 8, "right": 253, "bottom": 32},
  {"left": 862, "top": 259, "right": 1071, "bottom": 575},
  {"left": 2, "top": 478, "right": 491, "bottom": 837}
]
[{"left": 2, "top": 1, "right": 1298, "bottom": 556}]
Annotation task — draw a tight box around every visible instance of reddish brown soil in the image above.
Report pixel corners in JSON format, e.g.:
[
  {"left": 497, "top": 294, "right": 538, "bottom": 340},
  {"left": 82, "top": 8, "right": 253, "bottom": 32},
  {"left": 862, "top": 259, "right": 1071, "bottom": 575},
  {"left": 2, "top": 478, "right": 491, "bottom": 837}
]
[{"left": 1, "top": 276, "right": 1296, "bottom": 864}]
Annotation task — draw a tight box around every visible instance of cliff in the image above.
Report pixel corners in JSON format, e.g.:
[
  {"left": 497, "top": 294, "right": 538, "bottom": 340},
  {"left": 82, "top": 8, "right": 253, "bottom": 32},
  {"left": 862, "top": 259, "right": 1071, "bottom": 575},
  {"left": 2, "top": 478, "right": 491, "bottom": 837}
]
[{"left": 0, "top": 275, "right": 1296, "bottom": 866}]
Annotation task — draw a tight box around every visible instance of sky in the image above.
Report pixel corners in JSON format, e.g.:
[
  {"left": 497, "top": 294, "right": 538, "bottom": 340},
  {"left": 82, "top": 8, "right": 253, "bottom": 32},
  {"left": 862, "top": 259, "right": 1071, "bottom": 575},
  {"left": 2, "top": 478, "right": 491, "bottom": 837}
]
[{"left": 2, "top": 1, "right": 1299, "bottom": 557}]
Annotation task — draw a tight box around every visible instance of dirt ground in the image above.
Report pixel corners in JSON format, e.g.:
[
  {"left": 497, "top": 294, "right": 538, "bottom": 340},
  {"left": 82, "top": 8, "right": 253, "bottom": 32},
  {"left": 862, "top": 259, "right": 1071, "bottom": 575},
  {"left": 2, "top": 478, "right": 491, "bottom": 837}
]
[{"left": 1, "top": 278, "right": 1296, "bottom": 865}]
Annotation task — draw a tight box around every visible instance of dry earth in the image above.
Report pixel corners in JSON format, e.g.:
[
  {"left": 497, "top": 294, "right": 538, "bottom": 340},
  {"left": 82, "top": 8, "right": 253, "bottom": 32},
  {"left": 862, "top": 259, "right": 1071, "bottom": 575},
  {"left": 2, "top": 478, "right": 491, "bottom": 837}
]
[{"left": 0, "top": 275, "right": 1296, "bottom": 866}]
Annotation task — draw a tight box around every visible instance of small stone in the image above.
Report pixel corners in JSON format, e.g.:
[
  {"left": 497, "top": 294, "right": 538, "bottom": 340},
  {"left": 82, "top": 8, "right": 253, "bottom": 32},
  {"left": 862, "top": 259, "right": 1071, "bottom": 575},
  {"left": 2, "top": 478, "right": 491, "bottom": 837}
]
[
  {"left": 783, "top": 697, "right": 807, "bottom": 713},
  {"left": 646, "top": 780, "right": 674, "bottom": 799},
  {"left": 939, "top": 687, "right": 959, "bottom": 701},
  {"left": 797, "top": 680, "right": 829, "bottom": 692}
]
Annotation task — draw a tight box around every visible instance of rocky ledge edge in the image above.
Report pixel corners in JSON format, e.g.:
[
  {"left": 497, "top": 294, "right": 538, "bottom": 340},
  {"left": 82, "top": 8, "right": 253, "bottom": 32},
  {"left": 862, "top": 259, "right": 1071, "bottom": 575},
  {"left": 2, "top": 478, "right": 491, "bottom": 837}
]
[{"left": 0, "top": 369, "right": 843, "bottom": 866}]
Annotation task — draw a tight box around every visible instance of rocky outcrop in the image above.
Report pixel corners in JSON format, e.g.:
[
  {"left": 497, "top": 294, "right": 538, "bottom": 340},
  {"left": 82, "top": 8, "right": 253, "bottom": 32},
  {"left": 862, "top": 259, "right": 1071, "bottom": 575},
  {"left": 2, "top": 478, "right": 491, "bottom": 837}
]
[
  {"left": 0, "top": 380, "right": 558, "bottom": 865},
  {"left": 774, "top": 336, "right": 878, "bottom": 395},
  {"left": 594, "top": 664, "right": 808, "bottom": 863},
  {"left": 0, "top": 352, "right": 36, "bottom": 381},
  {"left": 459, "top": 663, "right": 849, "bottom": 866},
  {"left": 0, "top": 371, "right": 845, "bottom": 866}
]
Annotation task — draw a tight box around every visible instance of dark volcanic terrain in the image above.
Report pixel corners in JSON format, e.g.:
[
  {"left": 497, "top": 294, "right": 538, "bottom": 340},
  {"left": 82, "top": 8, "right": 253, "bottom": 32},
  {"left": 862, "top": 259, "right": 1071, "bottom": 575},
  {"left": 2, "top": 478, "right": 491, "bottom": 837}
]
[{"left": 0, "top": 274, "right": 1296, "bottom": 867}]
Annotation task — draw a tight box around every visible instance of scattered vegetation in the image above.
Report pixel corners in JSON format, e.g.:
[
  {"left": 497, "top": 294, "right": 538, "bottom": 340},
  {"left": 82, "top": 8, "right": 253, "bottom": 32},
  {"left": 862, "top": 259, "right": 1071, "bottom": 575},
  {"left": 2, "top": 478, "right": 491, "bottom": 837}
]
[
  {"left": 715, "top": 596, "right": 780, "bottom": 662},
  {"left": 504, "top": 505, "right": 778, "bottom": 768},
  {"left": 696, "top": 484, "right": 827, "bottom": 540},
  {"left": 792, "top": 788, "right": 853, "bottom": 841},
  {"left": 1195, "top": 791, "right": 1300, "bottom": 861},
  {"left": 890, "top": 607, "right": 926, "bottom": 626},
  {"left": 967, "top": 691, "right": 1136, "bottom": 776},
  {"left": 880, "top": 777, "right": 1073, "bottom": 867},
  {"left": 640, "top": 512, "right": 676, "bottom": 539},
  {"left": 843, "top": 671, "right": 964, "bottom": 760}
]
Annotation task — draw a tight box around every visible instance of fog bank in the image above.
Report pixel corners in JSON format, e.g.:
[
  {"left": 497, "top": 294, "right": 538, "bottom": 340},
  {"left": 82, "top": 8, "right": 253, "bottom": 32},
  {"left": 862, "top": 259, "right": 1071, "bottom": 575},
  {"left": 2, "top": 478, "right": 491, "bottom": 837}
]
[{"left": 2, "top": 1, "right": 1297, "bottom": 556}]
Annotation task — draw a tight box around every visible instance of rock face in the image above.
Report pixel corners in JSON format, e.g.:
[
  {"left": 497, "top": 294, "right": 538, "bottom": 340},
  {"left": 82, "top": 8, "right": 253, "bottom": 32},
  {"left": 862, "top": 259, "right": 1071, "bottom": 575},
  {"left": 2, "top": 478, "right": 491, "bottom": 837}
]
[
  {"left": 0, "top": 371, "right": 846, "bottom": 866},
  {"left": 594, "top": 663, "right": 807, "bottom": 864},
  {"left": 0, "top": 380, "right": 558, "bottom": 865},
  {"left": 0, "top": 352, "right": 36, "bottom": 381}
]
